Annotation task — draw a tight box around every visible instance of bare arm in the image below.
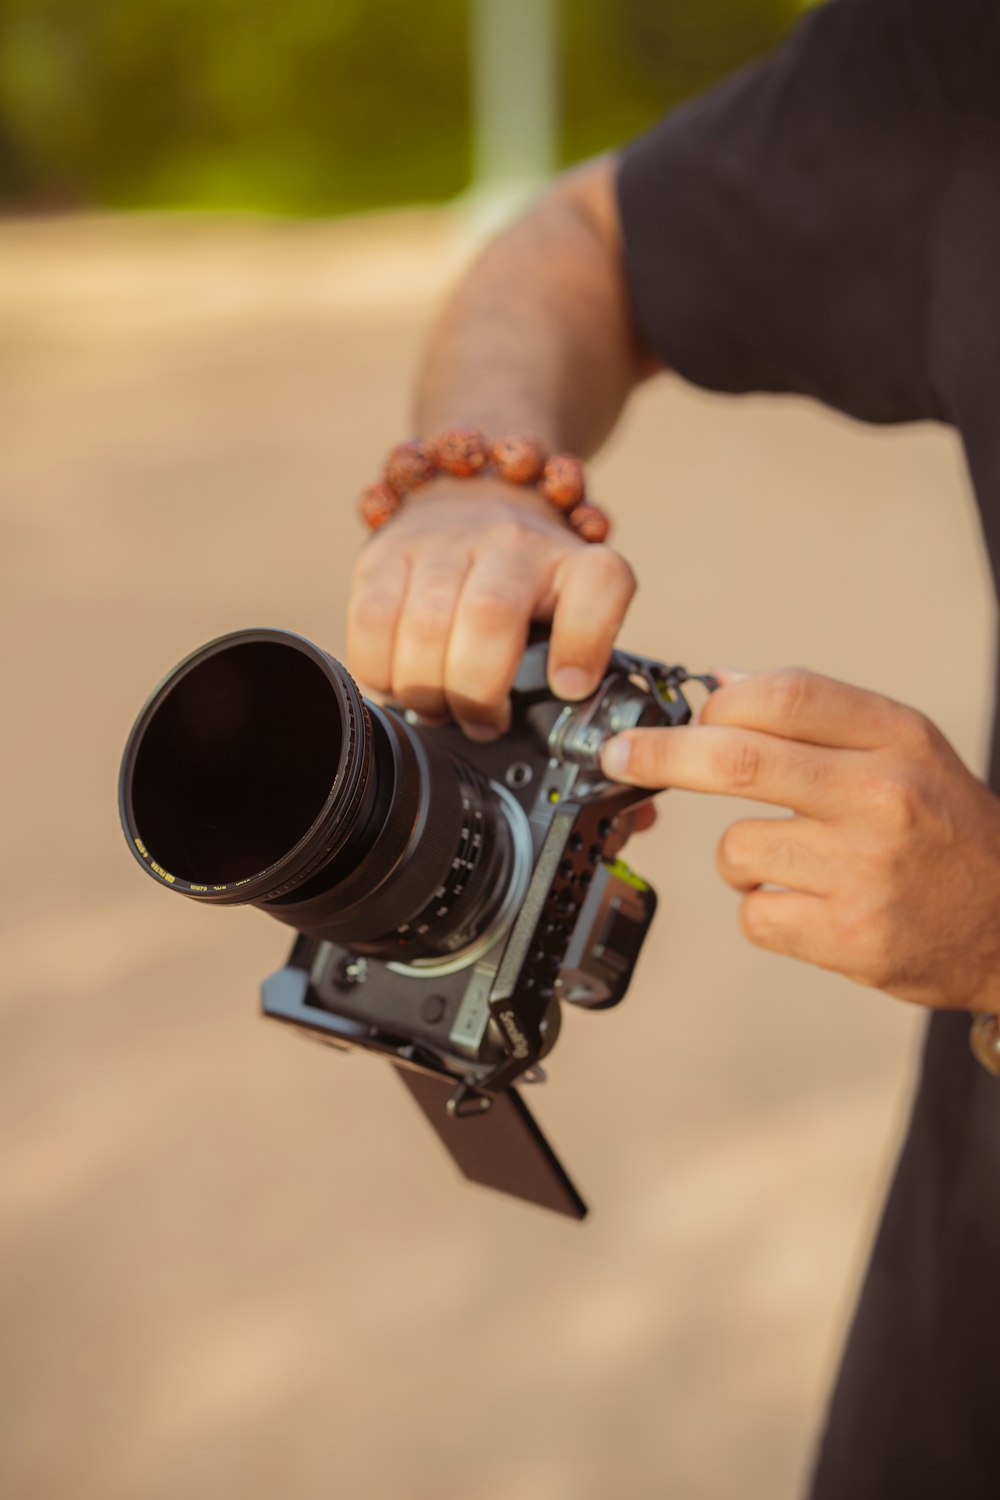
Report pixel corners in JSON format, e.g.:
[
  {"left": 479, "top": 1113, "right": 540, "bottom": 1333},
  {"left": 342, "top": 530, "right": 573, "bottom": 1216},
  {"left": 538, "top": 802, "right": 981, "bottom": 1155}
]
[
  {"left": 347, "top": 155, "right": 660, "bottom": 739},
  {"left": 415, "top": 155, "right": 658, "bottom": 451}
]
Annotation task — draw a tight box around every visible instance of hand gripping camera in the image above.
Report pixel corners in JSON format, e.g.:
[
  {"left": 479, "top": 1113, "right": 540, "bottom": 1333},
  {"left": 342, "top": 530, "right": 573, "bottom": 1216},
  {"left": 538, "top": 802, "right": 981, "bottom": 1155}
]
[{"left": 119, "top": 629, "right": 714, "bottom": 1218}]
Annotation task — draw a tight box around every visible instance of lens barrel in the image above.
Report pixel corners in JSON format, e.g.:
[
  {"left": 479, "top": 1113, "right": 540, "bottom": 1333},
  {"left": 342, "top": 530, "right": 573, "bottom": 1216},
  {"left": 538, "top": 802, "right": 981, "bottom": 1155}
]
[{"left": 119, "top": 629, "right": 515, "bottom": 961}]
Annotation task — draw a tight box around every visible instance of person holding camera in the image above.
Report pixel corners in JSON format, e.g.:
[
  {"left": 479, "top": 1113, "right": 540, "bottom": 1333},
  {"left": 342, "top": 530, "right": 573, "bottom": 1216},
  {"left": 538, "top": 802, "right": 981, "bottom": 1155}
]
[{"left": 346, "top": 1, "right": 1000, "bottom": 1495}]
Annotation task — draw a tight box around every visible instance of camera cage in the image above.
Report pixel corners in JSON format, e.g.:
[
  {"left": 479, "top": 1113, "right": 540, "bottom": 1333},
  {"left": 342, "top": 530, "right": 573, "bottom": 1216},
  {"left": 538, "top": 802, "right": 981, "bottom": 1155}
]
[{"left": 261, "top": 642, "right": 715, "bottom": 1220}]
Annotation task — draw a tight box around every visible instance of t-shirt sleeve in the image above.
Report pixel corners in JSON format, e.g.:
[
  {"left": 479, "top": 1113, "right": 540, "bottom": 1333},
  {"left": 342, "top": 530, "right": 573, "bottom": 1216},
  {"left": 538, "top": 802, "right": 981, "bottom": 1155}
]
[{"left": 616, "top": 0, "right": 955, "bottom": 424}]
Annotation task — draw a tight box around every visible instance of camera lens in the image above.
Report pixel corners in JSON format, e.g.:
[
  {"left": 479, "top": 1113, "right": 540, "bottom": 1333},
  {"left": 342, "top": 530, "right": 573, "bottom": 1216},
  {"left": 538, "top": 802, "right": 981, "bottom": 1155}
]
[{"left": 119, "top": 628, "right": 518, "bottom": 961}]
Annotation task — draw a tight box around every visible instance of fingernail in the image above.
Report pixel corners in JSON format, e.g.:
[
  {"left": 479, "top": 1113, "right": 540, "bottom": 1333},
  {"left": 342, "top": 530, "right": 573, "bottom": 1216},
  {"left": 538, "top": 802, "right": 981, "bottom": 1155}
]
[
  {"left": 600, "top": 736, "right": 631, "bottom": 780},
  {"left": 551, "top": 667, "right": 594, "bottom": 700},
  {"left": 459, "top": 720, "right": 504, "bottom": 743},
  {"left": 712, "top": 666, "right": 752, "bottom": 685}
]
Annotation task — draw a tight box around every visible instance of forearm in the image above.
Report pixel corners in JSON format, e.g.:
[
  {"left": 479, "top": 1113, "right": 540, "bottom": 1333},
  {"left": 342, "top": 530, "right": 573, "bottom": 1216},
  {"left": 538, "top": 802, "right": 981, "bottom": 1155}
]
[
  {"left": 415, "top": 156, "right": 657, "bottom": 456},
  {"left": 348, "top": 158, "right": 648, "bottom": 734}
]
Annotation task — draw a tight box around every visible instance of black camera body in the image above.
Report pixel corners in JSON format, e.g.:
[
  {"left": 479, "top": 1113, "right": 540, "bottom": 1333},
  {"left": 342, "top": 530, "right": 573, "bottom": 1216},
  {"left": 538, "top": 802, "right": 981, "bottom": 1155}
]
[{"left": 120, "top": 630, "right": 713, "bottom": 1219}]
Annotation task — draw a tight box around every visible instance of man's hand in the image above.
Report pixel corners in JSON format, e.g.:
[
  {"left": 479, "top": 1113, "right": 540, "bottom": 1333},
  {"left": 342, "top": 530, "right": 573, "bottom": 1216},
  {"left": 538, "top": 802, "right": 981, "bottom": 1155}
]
[
  {"left": 347, "top": 477, "right": 636, "bottom": 740},
  {"left": 599, "top": 667, "right": 1000, "bottom": 1015}
]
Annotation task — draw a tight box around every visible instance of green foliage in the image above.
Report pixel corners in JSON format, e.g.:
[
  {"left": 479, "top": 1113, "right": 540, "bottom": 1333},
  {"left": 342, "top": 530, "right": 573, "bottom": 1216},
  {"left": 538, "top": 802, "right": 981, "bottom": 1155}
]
[
  {"left": 563, "top": 0, "right": 803, "bottom": 159},
  {"left": 0, "top": 0, "right": 471, "bottom": 211},
  {"left": 0, "top": 0, "right": 803, "bottom": 212}
]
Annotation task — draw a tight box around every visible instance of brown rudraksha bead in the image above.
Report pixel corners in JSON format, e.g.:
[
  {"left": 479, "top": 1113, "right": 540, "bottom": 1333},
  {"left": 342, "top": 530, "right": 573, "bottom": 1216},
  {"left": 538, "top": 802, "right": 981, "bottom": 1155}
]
[
  {"left": 491, "top": 432, "right": 546, "bottom": 485},
  {"left": 434, "top": 425, "right": 490, "bottom": 478},
  {"left": 359, "top": 481, "right": 401, "bottom": 531},
  {"left": 539, "top": 452, "right": 586, "bottom": 511},
  {"left": 359, "top": 431, "right": 610, "bottom": 542},
  {"left": 385, "top": 438, "right": 438, "bottom": 494},
  {"left": 568, "top": 502, "right": 611, "bottom": 544}
]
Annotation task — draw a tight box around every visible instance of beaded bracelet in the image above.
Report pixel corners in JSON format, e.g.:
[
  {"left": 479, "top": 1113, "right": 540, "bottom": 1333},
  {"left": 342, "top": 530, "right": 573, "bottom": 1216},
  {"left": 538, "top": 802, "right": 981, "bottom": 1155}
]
[{"left": 358, "top": 426, "right": 611, "bottom": 543}]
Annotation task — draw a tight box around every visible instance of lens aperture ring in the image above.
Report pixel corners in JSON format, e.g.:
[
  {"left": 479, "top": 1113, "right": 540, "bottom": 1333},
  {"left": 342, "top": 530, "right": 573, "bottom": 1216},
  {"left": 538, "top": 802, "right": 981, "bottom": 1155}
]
[{"left": 391, "top": 759, "right": 507, "bottom": 959}]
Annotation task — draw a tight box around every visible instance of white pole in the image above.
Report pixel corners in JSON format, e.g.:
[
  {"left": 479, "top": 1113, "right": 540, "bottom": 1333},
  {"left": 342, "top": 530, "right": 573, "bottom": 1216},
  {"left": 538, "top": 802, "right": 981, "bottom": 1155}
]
[{"left": 470, "top": 0, "right": 559, "bottom": 194}]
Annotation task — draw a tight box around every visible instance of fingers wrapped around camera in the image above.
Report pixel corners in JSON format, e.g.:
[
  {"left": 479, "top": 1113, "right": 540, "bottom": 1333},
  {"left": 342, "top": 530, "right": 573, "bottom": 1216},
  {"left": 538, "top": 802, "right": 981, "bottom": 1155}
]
[{"left": 347, "top": 474, "right": 636, "bottom": 744}]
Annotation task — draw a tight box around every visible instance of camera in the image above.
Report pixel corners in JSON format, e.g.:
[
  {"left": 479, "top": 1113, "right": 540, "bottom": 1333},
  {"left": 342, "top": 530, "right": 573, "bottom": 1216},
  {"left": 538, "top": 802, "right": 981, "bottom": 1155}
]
[{"left": 119, "top": 628, "right": 714, "bottom": 1218}]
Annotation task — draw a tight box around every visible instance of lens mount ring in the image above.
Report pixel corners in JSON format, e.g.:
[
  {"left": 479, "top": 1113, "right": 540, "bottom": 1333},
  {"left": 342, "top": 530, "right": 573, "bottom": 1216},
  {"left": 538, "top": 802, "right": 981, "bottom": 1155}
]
[
  {"left": 385, "top": 781, "right": 533, "bottom": 979},
  {"left": 119, "top": 627, "right": 374, "bottom": 905}
]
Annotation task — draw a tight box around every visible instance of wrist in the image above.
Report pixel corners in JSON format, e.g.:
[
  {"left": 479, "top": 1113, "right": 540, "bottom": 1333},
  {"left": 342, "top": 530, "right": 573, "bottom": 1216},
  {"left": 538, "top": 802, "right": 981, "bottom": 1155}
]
[{"left": 403, "top": 473, "right": 571, "bottom": 526}]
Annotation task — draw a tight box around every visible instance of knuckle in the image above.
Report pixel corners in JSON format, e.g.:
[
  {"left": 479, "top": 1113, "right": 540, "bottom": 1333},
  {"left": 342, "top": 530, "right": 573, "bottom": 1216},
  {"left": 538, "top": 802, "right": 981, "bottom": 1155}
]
[
  {"left": 351, "top": 547, "right": 389, "bottom": 589},
  {"left": 896, "top": 708, "right": 941, "bottom": 761},
  {"left": 770, "top": 832, "right": 809, "bottom": 877},
  {"left": 350, "top": 589, "right": 399, "bottom": 637},
  {"left": 718, "top": 822, "right": 752, "bottom": 873},
  {"left": 739, "top": 894, "right": 771, "bottom": 946},
  {"left": 490, "top": 520, "right": 537, "bottom": 553},
  {"left": 863, "top": 823, "right": 912, "bottom": 883},
  {"left": 629, "top": 732, "right": 668, "bottom": 784},
  {"left": 858, "top": 838, "right": 898, "bottom": 886},
  {"left": 766, "top": 667, "right": 814, "bottom": 723},
  {"left": 874, "top": 771, "right": 923, "bottom": 833},
  {"left": 855, "top": 938, "right": 895, "bottom": 992},
  {"left": 586, "top": 545, "right": 637, "bottom": 593},
  {"left": 793, "top": 746, "right": 827, "bottom": 790},
  {"left": 462, "top": 585, "right": 526, "bottom": 633},
  {"left": 407, "top": 591, "right": 456, "bottom": 644},
  {"left": 833, "top": 899, "right": 893, "bottom": 988},
  {"left": 715, "top": 734, "right": 762, "bottom": 790}
]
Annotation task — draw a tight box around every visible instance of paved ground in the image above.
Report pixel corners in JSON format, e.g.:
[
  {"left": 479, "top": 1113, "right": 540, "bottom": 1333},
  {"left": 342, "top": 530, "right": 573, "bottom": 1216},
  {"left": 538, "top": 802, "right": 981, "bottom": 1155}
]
[{"left": 0, "top": 210, "right": 994, "bottom": 1500}]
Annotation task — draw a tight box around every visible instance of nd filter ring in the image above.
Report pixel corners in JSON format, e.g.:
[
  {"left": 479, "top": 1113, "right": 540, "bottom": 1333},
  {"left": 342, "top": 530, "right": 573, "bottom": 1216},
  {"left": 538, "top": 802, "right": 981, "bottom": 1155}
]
[{"left": 119, "top": 628, "right": 374, "bottom": 905}]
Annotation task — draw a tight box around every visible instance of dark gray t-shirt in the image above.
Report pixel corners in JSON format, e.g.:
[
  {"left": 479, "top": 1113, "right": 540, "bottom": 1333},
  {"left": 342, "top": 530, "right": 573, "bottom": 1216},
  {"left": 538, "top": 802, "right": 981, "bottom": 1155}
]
[{"left": 618, "top": 1, "right": 1000, "bottom": 1494}]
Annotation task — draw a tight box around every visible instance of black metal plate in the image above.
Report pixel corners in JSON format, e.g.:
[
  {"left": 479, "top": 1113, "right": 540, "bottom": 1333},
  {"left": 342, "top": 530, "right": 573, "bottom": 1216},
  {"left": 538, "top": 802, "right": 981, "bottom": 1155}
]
[{"left": 396, "top": 1067, "right": 587, "bottom": 1220}]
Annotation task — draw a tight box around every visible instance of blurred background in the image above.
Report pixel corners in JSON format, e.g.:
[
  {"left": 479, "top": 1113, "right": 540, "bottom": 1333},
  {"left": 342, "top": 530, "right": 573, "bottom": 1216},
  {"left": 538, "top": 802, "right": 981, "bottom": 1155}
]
[
  {"left": 0, "top": 0, "right": 804, "bottom": 213},
  {"left": 2, "top": 3, "right": 995, "bottom": 1499}
]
